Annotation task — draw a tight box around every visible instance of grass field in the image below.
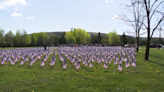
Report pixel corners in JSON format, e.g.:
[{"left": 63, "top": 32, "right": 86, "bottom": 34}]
[{"left": 0, "top": 47, "right": 164, "bottom": 92}]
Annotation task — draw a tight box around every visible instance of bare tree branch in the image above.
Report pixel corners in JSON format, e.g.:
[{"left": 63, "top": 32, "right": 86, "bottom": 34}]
[
  {"left": 117, "top": 0, "right": 146, "bottom": 52},
  {"left": 150, "top": 1, "right": 164, "bottom": 20},
  {"left": 150, "top": 0, "right": 158, "bottom": 11},
  {"left": 139, "top": 32, "right": 147, "bottom": 36},
  {"left": 151, "top": 16, "right": 164, "bottom": 38}
]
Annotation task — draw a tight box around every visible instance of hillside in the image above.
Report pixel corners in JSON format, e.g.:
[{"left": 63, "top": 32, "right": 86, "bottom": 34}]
[
  {"left": 30, "top": 31, "right": 164, "bottom": 44},
  {"left": 45, "top": 32, "right": 107, "bottom": 37}
]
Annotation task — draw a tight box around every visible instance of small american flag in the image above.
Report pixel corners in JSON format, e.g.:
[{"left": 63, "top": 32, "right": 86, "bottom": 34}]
[
  {"left": 1, "top": 59, "right": 5, "bottom": 65},
  {"left": 38, "top": 55, "right": 41, "bottom": 59},
  {"left": 82, "top": 60, "right": 86, "bottom": 65},
  {"left": 125, "top": 60, "right": 130, "bottom": 68},
  {"left": 20, "top": 60, "right": 24, "bottom": 65},
  {"left": 131, "top": 61, "right": 136, "bottom": 67},
  {"left": 50, "top": 60, "right": 55, "bottom": 66},
  {"left": 74, "top": 60, "right": 78, "bottom": 66},
  {"left": 76, "top": 62, "right": 80, "bottom": 69},
  {"left": 78, "top": 58, "right": 81, "bottom": 62},
  {"left": 99, "top": 61, "right": 102, "bottom": 66},
  {"left": 103, "top": 62, "right": 108, "bottom": 68},
  {"left": 85, "top": 61, "right": 88, "bottom": 67},
  {"left": 63, "top": 62, "right": 67, "bottom": 69},
  {"left": 89, "top": 62, "right": 93, "bottom": 67},
  {"left": 118, "top": 64, "right": 123, "bottom": 71},
  {"left": 41, "top": 60, "right": 45, "bottom": 66},
  {"left": 11, "top": 60, "right": 15, "bottom": 65},
  {"left": 114, "top": 58, "right": 117, "bottom": 65}
]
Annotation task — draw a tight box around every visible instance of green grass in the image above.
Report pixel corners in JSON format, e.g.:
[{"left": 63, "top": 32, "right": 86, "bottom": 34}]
[{"left": 0, "top": 47, "right": 164, "bottom": 92}]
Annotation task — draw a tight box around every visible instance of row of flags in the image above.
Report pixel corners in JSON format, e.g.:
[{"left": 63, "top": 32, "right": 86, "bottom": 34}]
[
  {"left": 0, "top": 47, "right": 137, "bottom": 71},
  {"left": 57, "top": 47, "right": 137, "bottom": 71},
  {"left": 0, "top": 48, "right": 53, "bottom": 66}
]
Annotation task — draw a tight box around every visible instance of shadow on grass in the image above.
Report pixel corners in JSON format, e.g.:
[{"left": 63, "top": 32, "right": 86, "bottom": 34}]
[{"left": 148, "top": 60, "right": 164, "bottom": 67}]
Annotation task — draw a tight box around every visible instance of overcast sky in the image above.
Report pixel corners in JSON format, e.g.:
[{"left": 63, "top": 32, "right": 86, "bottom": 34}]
[{"left": 0, "top": 0, "right": 162, "bottom": 37}]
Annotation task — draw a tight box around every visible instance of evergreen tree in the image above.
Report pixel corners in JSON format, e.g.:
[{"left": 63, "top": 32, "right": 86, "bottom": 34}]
[
  {"left": 59, "top": 32, "right": 66, "bottom": 44},
  {"left": 0, "top": 28, "right": 5, "bottom": 48},
  {"left": 122, "top": 32, "right": 127, "bottom": 45},
  {"left": 98, "top": 32, "right": 102, "bottom": 44}
]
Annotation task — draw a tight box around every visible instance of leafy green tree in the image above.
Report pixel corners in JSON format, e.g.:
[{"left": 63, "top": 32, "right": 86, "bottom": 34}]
[
  {"left": 72, "top": 28, "right": 90, "bottom": 44},
  {"left": 65, "top": 31, "right": 76, "bottom": 44},
  {"left": 101, "top": 35, "right": 108, "bottom": 44},
  {"left": 107, "top": 29, "right": 120, "bottom": 45},
  {"left": 31, "top": 33, "right": 37, "bottom": 46},
  {"left": 25, "top": 35, "right": 31, "bottom": 46},
  {"left": 0, "top": 28, "right": 5, "bottom": 48},
  {"left": 20, "top": 29, "right": 28, "bottom": 46},
  {"left": 14, "top": 30, "right": 21, "bottom": 47},
  {"left": 5, "top": 30, "right": 14, "bottom": 47},
  {"left": 37, "top": 32, "right": 49, "bottom": 46},
  {"left": 45, "top": 34, "right": 50, "bottom": 46},
  {"left": 37, "top": 33, "right": 44, "bottom": 46},
  {"left": 13, "top": 36, "right": 18, "bottom": 47},
  {"left": 49, "top": 34, "right": 57, "bottom": 46}
]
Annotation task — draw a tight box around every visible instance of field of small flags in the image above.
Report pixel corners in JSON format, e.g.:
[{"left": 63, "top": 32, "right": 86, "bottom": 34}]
[{"left": 0, "top": 47, "right": 164, "bottom": 92}]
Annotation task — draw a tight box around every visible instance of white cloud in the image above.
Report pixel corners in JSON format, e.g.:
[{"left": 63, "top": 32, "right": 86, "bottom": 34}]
[
  {"left": 112, "top": 15, "right": 121, "bottom": 19},
  {"left": 0, "top": 0, "right": 27, "bottom": 9},
  {"left": 27, "top": 17, "right": 34, "bottom": 20},
  {"left": 11, "top": 11, "right": 23, "bottom": 17},
  {"left": 106, "top": 0, "right": 113, "bottom": 3}
]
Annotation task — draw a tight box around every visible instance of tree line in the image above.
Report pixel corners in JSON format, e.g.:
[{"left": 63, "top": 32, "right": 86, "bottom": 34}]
[
  {"left": 0, "top": 28, "right": 136, "bottom": 47},
  {"left": 0, "top": 29, "right": 59, "bottom": 47}
]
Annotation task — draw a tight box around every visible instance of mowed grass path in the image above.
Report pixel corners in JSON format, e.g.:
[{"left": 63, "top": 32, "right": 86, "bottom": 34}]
[{"left": 0, "top": 47, "right": 164, "bottom": 92}]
